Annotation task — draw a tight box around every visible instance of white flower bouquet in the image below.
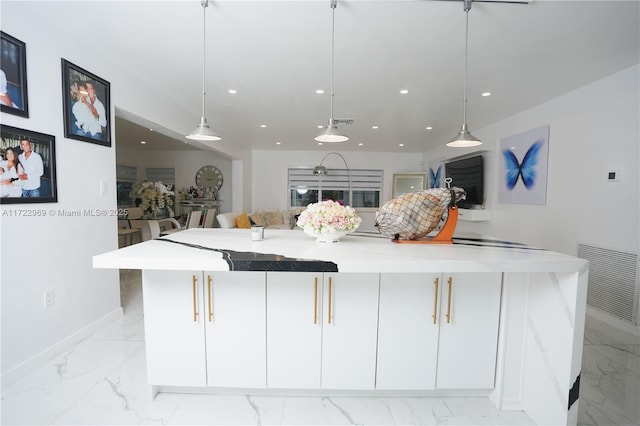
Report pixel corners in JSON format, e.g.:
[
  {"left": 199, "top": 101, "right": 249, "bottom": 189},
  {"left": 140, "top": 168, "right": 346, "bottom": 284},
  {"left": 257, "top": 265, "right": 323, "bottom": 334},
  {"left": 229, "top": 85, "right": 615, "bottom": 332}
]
[
  {"left": 296, "top": 199, "right": 361, "bottom": 237},
  {"left": 131, "top": 181, "right": 174, "bottom": 218}
]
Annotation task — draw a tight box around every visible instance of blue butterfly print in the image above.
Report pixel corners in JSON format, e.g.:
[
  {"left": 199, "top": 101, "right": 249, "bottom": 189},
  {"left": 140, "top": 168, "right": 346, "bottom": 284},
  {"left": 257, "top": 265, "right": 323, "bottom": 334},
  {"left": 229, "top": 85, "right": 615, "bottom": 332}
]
[
  {"left": 429, "top": 165, "right": 442, "bottom": 188},
  {"left": 503, "top": 140, "right": 543, "bottom": 190}
]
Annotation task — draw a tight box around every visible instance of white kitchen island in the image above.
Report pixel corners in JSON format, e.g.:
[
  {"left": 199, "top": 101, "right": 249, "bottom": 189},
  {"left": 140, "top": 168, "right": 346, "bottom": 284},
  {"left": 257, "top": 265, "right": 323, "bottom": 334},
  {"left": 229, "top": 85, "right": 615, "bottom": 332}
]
[{"left": 93, "top": 228, "right": 589, "bottom": 426}]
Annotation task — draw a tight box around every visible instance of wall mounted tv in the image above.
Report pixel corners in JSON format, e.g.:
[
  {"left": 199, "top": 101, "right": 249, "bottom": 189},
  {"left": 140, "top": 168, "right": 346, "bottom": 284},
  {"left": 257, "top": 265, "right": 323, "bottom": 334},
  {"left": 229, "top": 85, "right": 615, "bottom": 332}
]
[{"left": 445, "top": 154, "right": 484, "bottom": 209}]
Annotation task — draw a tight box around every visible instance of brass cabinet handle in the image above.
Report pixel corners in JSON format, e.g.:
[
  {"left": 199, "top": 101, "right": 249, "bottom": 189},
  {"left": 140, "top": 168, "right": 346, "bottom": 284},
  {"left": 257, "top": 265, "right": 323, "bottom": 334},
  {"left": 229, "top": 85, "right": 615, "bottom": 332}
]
[
  {"left": 192, "top": 274, "right": 198, "bottom": 322},
  {"left": 207, "top": 275, "right": 213, "bottom": 322},
  {"left": 446, "top": 276, "right": 453, "bottom": 324},
  {"left": 432, "top": 277, "right": 439, "bottom": 325},
  {"left": 328, "top": 276, "right": 333, "bottom": 324},
  {"left": 313, "top": 277, "right": 318, "bottom": 324}
]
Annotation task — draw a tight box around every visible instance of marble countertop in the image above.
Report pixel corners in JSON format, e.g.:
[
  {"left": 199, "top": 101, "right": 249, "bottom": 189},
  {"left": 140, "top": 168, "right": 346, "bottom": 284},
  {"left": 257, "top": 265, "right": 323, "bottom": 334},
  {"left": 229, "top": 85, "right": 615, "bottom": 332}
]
[{"left": 93, "top": 228, "right": 588, "bottom": 273}]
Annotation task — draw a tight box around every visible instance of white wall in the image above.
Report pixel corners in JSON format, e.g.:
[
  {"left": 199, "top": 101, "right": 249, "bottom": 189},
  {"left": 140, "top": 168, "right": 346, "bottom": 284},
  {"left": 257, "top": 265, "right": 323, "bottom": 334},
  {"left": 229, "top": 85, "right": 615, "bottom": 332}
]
[
  {"left": 0, "top": 10, "right": 122, "bottom": 378},
  {"left": 424, "top": 64, "right": 639, "bottom": 256}
]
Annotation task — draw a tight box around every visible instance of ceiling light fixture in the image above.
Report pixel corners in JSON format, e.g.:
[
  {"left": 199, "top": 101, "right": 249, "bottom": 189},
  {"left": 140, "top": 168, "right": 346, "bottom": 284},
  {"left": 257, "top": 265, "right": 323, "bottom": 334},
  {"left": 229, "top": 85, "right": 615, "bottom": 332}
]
[
  {"left": 186, "top": 0, "right": 221, "bottom": 142},
  {"left": 447, "top": 0, "right": 482, "bottom": 148},
  {"left": 315, "top": 0, "right": 348, "bottom": 143}
]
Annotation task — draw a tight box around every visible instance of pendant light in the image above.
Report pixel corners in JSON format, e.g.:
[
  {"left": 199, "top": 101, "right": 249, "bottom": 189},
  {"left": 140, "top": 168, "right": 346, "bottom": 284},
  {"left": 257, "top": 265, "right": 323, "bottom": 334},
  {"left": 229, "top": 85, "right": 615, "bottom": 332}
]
[
  {"left": 315, "top": 0, "right": 348, "bottom": 143},
  {"left": 447, "top": 0, "right": 482, "bottom": 148},
  {"left": 186, "top": 0, "right": 221, "bottom": 141}
]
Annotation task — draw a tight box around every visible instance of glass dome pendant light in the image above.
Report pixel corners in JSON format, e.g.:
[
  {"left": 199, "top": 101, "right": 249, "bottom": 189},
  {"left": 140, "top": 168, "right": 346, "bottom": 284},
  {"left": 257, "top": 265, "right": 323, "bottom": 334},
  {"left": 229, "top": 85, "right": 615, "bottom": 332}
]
[
  {"left": 315, "top": 0, "right": 349, "bottom": 143},
  {"left": 447, "top": 0, "right": 482, "bottom": 148},
  {"left": 186, "top": 0, "right": 221, "bottom": 142}
]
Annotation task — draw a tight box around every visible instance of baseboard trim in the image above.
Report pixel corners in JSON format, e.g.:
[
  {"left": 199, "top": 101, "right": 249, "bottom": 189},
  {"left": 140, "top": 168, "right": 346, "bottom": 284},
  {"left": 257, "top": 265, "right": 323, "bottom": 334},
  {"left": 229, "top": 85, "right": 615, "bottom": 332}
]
[
  {"left": 586, "top": 306, "right": 640, "bottom": 337},
  {"left": 1, "top": 307, "right": 124, "bottom": 388}
]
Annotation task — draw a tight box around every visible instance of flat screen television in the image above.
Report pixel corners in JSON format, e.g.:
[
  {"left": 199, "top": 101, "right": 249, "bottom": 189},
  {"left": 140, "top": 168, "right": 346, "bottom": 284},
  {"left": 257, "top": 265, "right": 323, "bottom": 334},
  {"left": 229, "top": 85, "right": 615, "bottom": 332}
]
[{"left": 444, "top": 154, "right": 484, "bottom": 209}]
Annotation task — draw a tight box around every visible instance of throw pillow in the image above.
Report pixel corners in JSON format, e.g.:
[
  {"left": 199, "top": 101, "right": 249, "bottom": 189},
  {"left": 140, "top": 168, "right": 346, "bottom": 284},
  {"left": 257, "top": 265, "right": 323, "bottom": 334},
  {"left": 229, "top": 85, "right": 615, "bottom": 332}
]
[
  {"left": 263, "top": 210, "right": 284, "bottom": 226},
  {"left": 249, "top": 212, "right": 267, "bottom": 227},
  {"left": 236, "top": 212, "right": 252, "bottom": 229}
]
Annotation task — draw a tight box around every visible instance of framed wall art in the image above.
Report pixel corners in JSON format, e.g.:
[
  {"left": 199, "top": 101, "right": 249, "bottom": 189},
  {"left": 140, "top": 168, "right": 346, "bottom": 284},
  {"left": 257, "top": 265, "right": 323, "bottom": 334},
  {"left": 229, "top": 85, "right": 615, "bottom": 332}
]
[
  {"left": 61, "top": 59, "right": 111, "bottom": 147},
  {"left": 0, "top": 125, "right": 57, "bottom": 204},
  {"left": 498, "top": 125, "right": 550, "bottom": 205},
  {"left": 0, "top": 31, "right": 29, "bottom": 118}
]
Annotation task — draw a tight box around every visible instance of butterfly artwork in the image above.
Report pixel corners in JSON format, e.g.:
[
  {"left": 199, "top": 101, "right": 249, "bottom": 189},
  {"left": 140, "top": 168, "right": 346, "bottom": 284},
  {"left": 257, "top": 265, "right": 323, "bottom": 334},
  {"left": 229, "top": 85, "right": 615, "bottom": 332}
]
[
  {"left": 498, "top": 125, "right": 549, "bottom": 205},
  {"left": 502, "top": 140, "right": 543, "bottom": 190},
  {"left": 429, "top": 164, "right": 442, "bottom": 188}
]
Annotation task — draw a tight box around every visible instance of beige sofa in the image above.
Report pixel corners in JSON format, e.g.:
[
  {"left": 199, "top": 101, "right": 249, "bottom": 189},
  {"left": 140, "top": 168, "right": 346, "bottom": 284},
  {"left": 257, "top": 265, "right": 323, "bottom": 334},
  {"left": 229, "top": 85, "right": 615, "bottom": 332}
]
[{"left": 216, "top": 210, "right": 302, "bottom": 230}]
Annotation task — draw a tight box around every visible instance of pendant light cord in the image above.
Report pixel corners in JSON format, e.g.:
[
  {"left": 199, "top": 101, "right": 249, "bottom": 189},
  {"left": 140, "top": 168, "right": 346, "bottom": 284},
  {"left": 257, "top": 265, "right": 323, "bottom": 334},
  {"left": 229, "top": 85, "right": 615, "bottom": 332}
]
[
  {"left": 200, "top": 0, "right": 208, "bottom": 119},
  {"left": 463, "top": 7, "right": 469, "bottom": 125},
  {"left": 329, "top": 1, "right": 336, "bottom": 125}
]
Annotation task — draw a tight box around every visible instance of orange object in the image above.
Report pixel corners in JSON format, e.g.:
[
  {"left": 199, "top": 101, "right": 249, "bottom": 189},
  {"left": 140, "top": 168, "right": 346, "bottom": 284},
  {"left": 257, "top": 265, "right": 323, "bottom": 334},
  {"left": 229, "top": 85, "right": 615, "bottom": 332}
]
[{"left": 391, "top": 207, "right": 458, "bottom": 244}]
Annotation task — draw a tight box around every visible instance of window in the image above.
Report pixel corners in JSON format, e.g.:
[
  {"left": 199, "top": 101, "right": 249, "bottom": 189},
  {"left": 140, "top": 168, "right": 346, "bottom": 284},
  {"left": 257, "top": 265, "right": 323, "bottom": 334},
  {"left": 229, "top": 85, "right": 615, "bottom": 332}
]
[
  {"left": 288, "top": 168, "right": 382, "bottom": 208},
  {"left": 145, "top": 167, "right": 175, "bottom": 186},
  {"left": 116, "top": 164, "right": 137, "bottom": 206}
]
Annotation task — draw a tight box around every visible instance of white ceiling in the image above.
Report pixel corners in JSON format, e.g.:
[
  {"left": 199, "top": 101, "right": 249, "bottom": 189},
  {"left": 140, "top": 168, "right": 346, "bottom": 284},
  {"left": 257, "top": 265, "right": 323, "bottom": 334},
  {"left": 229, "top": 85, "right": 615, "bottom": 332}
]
[{"left": 35, "top": 1, "right": 640, "bottom": 153}]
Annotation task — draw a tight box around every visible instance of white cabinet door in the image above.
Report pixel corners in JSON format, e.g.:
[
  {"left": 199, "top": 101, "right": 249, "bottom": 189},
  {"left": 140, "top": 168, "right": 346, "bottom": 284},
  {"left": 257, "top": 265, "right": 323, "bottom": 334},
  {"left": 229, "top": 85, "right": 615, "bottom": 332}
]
[
  {"left": 142, "top": 270, "right": 206, "bottom": 387},
  {"left": 377, "top": 273, "right": 440, "bottom": 390},
  {"left": 266, "top": 272, "right": 323, "bottom": 389},
  {"left": 204, "top": 271, "right": 266, "bottom": 388},
  {"left": 321, "top": 273, "right": 379, "bottom": 389},
  {"left": 436, "top": 273, "right": 502, "bottom": 389}
]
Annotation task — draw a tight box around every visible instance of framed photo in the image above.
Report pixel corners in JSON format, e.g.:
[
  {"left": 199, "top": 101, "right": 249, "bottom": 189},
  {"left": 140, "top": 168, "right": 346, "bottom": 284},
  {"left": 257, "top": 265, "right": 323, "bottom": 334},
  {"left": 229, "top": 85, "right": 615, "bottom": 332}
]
[
  {"left": 0, "top": 125, "right": 57, "bottom": 204},
  {"left": 392, "top": 173, "right": 426, "bottom": 198},
  {"left": 0, "top": 31, "right": 29, "bottom": 118},
  {"left": 61, "top": 59, "right": 111, "bottom": 147}
]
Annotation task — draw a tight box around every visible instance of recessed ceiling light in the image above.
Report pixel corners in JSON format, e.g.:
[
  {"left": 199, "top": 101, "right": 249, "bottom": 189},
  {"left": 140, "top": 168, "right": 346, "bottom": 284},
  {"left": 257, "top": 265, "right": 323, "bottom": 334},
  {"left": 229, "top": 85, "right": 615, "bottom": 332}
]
[
  {"left": 276, "top": 141, "right": 281, "bottom": 145},
  {"left": 318, "top": 142, "right": 323, "bottom": 146},
  {"left": 399, "top": 143, "right": 404, "bottom": 147},
  {"left": 149, "top": 128, "right": 154, "bottom": 132},
  {"left": 260, "top": 124, "right": 267, "bottom": 128},
  {"left": 140, "top": 141, "right": 147, "bottom": 144},
  {"left": 426, "top": 126, "right": 433, "bottom": 130},
  {"left": 316, "top": 89, "right": 325, "bottom": 94},
  {"left": 372, "top": 126, "right": 378, "bottom": 129},
  {"left": 317, "top": 125, "right": 324, "bottom": 129},
  {"left": 228, "top": 89, "right": 238, "bottom": 94},
  {"left": 482, "top": 92, "right": 491, "bottom": 97},
  {"left": 400, "top": 89, "right": 409, "bottom": 94},
  {"left": 358, "top": 143, "right": 364, "bottom": 146}
]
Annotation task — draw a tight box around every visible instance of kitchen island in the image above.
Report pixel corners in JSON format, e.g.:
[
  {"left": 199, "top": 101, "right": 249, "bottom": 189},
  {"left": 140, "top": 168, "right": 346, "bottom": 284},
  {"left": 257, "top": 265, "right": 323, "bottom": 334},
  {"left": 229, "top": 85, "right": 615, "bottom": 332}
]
[{"left": 93, "top": 228, "right": 588, "bottom": 426}]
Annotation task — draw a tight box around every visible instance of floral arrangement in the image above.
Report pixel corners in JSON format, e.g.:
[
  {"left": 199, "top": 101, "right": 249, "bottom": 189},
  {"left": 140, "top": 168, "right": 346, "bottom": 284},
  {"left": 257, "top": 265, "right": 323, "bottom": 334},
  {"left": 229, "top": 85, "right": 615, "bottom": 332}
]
[
  {"left": 131, "top": 181, "right": 174, "bottom": 218},
  {"left": 296, "top": 199, "right": 361, "bottom": 235}
]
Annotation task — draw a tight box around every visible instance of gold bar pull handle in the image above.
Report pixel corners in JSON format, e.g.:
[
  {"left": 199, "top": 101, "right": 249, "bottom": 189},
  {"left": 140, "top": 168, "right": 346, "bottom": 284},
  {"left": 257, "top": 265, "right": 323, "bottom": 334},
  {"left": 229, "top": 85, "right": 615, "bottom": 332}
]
[
  {"left": 207, "top": 275, "right": 213, "bottom": 322},
  {"left": 432, "top": 277, "right": 439, "bottom": 325},
  {"left": 313, "top": 277, "right": 318, "bottom": 325},
  {"left": 328, "top": 277, "right": 333, "bottom": 324},
  {"left": 192, "top": 274, "right": 198, "bottom": 322},
  {"left": 446, "top": 276, "right": 453, "bottom": 324}
]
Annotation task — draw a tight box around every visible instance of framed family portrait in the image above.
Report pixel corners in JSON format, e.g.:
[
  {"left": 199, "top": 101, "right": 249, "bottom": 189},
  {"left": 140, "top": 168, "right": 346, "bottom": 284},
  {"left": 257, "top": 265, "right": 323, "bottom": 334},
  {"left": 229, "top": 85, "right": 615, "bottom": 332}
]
[
  {"left": 1, "top": 31, "right": 29, "bottom": 118},
  {"left": 61, "top": 59, "right": 111, "bottom": 147},
  {"left": 0, "top": 125, "right": 57, "bottom": 204}
]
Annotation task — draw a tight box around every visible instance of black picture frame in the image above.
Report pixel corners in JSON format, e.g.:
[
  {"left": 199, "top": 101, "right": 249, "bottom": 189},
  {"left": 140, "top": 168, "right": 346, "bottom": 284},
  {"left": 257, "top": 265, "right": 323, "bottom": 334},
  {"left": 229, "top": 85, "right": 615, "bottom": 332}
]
[
  {"left": 0, "top": 31, "right": 29, "bottom": 118},
  {"left": 0, "top": 125, "right": 57, "bottom": 204},
  {"left": 61, "top": 59, "right": 111, "bottom": 147}
]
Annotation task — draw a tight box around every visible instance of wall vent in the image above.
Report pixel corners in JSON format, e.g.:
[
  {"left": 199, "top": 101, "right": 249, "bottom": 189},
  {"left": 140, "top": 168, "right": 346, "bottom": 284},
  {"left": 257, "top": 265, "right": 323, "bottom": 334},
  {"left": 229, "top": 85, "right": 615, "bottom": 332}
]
[{"left": 577, "top": 243, "right": 639, "bottom": 325}]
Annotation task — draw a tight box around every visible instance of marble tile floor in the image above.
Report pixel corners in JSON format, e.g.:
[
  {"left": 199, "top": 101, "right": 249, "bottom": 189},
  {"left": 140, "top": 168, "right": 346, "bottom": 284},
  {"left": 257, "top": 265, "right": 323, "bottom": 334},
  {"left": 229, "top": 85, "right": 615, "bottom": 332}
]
[{"left": 1, "top": 270, "right": 638, "bottom": 426}]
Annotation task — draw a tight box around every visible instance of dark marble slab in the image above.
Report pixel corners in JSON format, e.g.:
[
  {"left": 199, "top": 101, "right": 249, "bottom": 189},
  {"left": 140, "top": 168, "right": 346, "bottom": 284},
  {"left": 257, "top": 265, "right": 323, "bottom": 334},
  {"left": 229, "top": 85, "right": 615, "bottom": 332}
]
[{"left": 158, "top": 238, "right": 338, "bottom": 272}]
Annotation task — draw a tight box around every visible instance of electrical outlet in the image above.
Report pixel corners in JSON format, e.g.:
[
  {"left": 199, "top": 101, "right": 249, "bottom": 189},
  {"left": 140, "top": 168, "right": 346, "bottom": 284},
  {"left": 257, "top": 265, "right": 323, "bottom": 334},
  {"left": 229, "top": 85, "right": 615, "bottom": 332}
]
[{"left": 44, "top": 289, "right": 55, "bottom": 308}]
